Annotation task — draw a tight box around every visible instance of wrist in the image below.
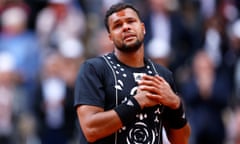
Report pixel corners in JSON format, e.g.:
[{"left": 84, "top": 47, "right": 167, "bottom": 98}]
[
  {"left": 114, "top": 97, "right": 141, "bottom": 126},
  {"left": 134, "top": 90, "right": 148, "bottom": 109},
  {"left": 165, "top": 100, "right": 188, "bottom": 129},
  {"left": 171, "top": 95, "right": 181, "bottom": 110}
]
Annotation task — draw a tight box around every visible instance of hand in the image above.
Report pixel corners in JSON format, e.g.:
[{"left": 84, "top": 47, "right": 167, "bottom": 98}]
[
  {"left": 134, "top": 88, "right": 159, "bottom": 109},
  {"left": 137, "top": 75, "right": 180, "bottom": 109},
  {"left": 197, "top": 74, "right": 213, "bottom": 99}
]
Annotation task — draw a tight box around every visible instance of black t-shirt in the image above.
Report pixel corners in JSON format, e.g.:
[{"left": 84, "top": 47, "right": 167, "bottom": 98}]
[{"left": 74, "top": 53, "right": 177, "bottom": 144}]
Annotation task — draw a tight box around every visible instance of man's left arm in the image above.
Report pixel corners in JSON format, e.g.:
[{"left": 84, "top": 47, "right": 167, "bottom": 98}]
[
  {"left": 162, "top": 95, "right": 191, "bottom": 144},
  {"left": 163, "top": 97, "right": 191, "bottom": 144},
  {"left": 138, "top": 74, "right": 191, "bottom": 143},
  {"left": 166, "top": 122, "right": 191, "bottom": 144}
]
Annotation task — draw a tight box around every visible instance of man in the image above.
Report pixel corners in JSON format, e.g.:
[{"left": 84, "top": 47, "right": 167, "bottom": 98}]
[{"left": 74, "top": 2, "right": 190, "bottom": 144}]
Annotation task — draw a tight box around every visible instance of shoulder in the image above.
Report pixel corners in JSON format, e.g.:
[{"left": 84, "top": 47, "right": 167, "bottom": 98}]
[
  {"left": 149, "top": 61, "right": 175, "bottom": 86},
  {"left": 84, "top": 56, "right": 105, "bottom": 66},
  {"left": 79, "top": 55, "right": 111, "bottom": 76},
  {"left": 80, "top": 56, "right": 104, "bottom": 72},
  {"left": 82, "top": 53, "right": 118, "bottom": 70},
  {"left": 151, "top": 62, "right": 173, "bottom": 77}
]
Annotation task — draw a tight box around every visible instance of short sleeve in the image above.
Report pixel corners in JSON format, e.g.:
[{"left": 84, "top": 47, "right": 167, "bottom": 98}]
[{"left": 74, "top": 59, "right": 106, "bottom": 109}]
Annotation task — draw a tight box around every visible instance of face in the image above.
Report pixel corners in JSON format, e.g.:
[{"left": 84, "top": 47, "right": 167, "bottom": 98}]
[{"left": 108, "top": 8, "right": 145, "bottom": 53}]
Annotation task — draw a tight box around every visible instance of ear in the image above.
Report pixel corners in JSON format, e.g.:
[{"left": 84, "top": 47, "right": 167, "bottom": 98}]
[
  {"left": 142, "top": 23, "right": 146, "bottom": 35},
  {"left": 108, "top": 33, "right": 113, "bottom": 41}
]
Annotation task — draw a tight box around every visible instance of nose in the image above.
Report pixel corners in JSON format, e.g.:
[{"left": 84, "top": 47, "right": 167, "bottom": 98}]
[{"left": 122, "top": 22, "right": 130, "bottom": 32}]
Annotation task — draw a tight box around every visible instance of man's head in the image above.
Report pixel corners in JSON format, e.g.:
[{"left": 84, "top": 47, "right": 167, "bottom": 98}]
[
  {"left": 104, "top": 3, "right": 141, "bottom": 33},
  {"left": 104, "top": 3, "right": 145, "bottom": 53}
]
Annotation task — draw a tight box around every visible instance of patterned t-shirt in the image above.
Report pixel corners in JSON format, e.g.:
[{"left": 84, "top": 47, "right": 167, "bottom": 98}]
[{"left": 74, "top": 53, "right": 176, "bottom": 144}]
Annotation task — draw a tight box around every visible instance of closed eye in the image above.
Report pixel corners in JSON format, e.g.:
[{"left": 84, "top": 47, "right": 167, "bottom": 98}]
[{"left": 127, "top": 18, "right": 137, "bottom": 24}]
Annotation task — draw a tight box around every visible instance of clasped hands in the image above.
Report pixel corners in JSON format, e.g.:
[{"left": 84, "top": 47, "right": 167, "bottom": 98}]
[{"left": 135, "top": 74, "right": 180, "bottom": 110}]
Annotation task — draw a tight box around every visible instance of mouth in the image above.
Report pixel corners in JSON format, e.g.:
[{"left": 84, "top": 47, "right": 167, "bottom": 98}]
[{"left": 123, "top": 33, "right": 136, "bottom": 41}]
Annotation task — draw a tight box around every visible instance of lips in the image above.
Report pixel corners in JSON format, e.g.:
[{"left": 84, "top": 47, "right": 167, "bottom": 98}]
[{"left": 123, "top": 33, "right": 136, "bottom": 41}]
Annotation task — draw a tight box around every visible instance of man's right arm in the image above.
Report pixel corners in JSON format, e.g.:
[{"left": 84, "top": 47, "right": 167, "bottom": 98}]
[
  {"left": 76, "top": 90, "right": 158, "bottom": 143},
  {"left": 76, "top": 105, "right": 123, "bottom": 143}
]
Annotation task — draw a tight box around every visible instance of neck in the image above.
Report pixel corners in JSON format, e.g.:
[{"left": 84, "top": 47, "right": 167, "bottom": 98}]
[{"left": 114, "top": 46, "right": 145, "bottom": 67}]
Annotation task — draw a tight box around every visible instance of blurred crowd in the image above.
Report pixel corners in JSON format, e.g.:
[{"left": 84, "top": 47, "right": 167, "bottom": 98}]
[{"left": 0, "top": 0, "right": 240, "bottom": 144}]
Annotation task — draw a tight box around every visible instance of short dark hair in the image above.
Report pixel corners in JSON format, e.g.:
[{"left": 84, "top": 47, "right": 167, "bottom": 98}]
[{"left": 104, "top": 2, "right": 141, "bottom": 33}]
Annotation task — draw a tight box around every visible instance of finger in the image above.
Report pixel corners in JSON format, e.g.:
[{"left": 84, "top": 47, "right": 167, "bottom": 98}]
[
  {"left": 155, "top": 75, "right": 165, "bottom": 82},
  {"left": 138, "top": 79, "right": 158, "bottom": 88},
  {"left": 139, "top": 85, "right": 160, "bottom": 94},
  {"left": 141, "top": 74, "right": 155, "bottom": 81},
  {"left": 146, "top": 93, "right": 162, "bottom": 104},
  {"left": 155, "top": 75, "right": 170, "bottom": 86},
  {"left": 140, "top": 75, "right": 161, "bottom": 85}
]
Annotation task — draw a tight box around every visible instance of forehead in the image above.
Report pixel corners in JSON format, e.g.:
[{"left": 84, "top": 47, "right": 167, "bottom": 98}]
[{"left": 108, "top": 8, "right": 139, "bottom": 23}]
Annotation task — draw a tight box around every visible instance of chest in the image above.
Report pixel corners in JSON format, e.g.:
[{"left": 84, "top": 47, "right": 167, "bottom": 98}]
[{"left": 102, "top": 55, "right": 157, "bottom": 107}]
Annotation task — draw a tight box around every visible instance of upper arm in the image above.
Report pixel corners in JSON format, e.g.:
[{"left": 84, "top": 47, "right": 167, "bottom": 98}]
[
  {"left": 76, "top": 104, "right": 122, "bottom": 142},
  {"left": 74, "top": 60, "right": 106, "bottom": 108},
  {"left": 76, "top": 105, "right": 104, "bottom": 142},
  {"left": 76, "top": 105, "right": 104, "bottom": 132},
  {"left": 165, "top": 123, "right": 191, "bottom": 144}
]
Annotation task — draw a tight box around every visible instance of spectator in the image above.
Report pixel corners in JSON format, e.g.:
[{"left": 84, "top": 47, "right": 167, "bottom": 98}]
[
  {"left": 34, "top": 38, "right": 84, "bottom": 144},
  {"left": 180, "top": 50, "right": 231, "bottom": 144},
  {"left": 35, "top": 0, "right": 86, "bottom": 56},
  {"left": 0, "top": 3, "right": 41, "bottom": 112},
  {"left": 143, "top": 0, "right": 200, "bottom": 72},
  {"left": 0, "top": 52, "right": 16, "bottom": 144}
]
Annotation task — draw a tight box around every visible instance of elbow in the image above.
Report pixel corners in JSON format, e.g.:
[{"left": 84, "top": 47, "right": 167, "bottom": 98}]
[
  {"left": 180, "top": 123, "right": 191, "bottom": 144},
  {"left": 167, "top": 123, "right": 191, "bottom": 144},
  {"left": 183, "top": 123, "right": 191, "bottom": 138},
  {"left": 186, "top": 123, "right": 191, "bottom": 140},
  {"left": 83, "top": 127, "right": 100, "bottom": 143}
]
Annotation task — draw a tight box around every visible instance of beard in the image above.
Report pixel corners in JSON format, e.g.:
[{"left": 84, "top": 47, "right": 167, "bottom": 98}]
[{"left": 115, "top": 39, "right": 143, "bottom": 53}]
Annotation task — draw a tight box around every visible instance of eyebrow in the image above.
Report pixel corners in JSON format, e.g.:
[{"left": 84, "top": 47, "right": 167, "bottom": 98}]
[{"left": 112, "top": 16, "right": 137, "bottom": 23}]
